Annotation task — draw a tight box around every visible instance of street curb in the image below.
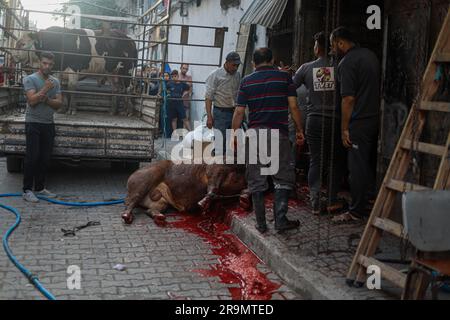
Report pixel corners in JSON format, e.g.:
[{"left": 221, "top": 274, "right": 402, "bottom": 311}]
[{"left": 230, "top": 214, "right": 356, "bottom": 300}]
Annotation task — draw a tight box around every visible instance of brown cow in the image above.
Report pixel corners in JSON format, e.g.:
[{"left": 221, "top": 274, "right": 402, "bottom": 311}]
[{"left": 122, "top": 161, "right": 251, "bottom": 224}]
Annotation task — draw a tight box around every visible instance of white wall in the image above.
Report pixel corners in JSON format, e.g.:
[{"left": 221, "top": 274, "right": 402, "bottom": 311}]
[{"left": 167, "top": 0, "right": 267, "bottom": 125}]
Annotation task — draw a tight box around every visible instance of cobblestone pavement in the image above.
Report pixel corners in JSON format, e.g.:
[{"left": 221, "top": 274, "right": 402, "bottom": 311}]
[
  {"left": 0, "top": 157, "right": 301, "bottom": 300},
  {"left": 235, "top": 193, "right": 400, "bottom": 299},
  {"left": 232, "top": 189, "right": 450, "bottom": 300}
]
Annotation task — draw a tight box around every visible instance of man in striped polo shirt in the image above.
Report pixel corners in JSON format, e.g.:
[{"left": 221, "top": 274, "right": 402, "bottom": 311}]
[{"left": 231, "top": 48, "right": 305, "bottom": 234}]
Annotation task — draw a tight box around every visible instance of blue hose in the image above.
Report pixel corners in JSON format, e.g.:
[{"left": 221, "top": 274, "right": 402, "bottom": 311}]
[{"left": 0, "top": 193, "right": 125, "bottom": 300}]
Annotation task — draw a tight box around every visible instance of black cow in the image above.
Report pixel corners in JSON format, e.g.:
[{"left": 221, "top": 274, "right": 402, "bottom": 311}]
[{"left": 13, "top": 27, "right": 138, "bottom": 116}]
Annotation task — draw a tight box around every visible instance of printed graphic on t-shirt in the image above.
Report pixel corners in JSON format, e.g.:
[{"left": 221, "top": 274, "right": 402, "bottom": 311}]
[{"left": 313, "top": 67, "right": 335, "bottom": 91}]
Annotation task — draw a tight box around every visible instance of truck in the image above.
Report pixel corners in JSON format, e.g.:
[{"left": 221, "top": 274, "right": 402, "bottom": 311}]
[
  {"left": 0, "top": 80, "right": 160, "bottom": 173},
  {"left": 0, "top": 1, "right": 162, "bottom": 173},
  {"left": 0, "top": 0, "right": 227, "bottom": 173}
]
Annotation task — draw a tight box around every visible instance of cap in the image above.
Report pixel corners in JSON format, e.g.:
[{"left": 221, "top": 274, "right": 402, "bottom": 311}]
[{"left": 225, "top": 52, "right": 242, "bottom": 65}]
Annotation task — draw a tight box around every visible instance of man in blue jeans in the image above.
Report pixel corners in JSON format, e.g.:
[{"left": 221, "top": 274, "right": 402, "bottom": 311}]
[
  {"left": 205, "top": 52, "right": 242, "bottom": 156},
  {"left": 22, "top": 52, "right": 63, "bottom": 203}
]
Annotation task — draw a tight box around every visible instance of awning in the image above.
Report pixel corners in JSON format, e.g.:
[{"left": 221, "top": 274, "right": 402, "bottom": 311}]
[{"left": 240, "top": 0, "right": 289, "bottom": 28}]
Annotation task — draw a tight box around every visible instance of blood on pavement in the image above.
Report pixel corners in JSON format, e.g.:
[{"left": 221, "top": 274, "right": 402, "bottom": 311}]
[{"left": 166, "top": 201, "right": 282, "bottom": 300}]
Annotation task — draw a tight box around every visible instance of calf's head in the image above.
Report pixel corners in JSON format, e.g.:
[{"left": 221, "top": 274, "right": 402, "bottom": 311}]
[{"left": 13, "top": 33, "right": 40, "bottom": 68}]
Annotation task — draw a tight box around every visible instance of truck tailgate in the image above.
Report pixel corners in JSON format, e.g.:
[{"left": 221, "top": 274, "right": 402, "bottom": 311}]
[{"left": 0, "top": 112, "right": 156, "bottom": 161}]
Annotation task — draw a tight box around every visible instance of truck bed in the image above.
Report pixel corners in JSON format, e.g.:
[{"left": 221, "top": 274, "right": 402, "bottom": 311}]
[{"left": 0, "top": 111, "right": 157, "bottom": 160}]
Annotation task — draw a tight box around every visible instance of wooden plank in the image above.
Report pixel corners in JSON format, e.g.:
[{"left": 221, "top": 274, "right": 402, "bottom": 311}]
[
  {"left": 4, "top": 145, "right": 25, "bottom": 153},
  {"left": 107, "top": 144, "right": 152, "bottom": 152},
  {"left": 386, "top": 179, "right": 431, "bottom": 192},
  {"left": 142, "top": 107, "right": 156, "bottom": 118},
  {"left": 55, "top": 136, "right": 105, "bottom": 149},
  {"left": 142, "top": 99, "right": 158, "bottom": 108},
  {"left": 53, "top": 147, "right": 105, "bottom": 157},
  {"left": 358, "top": 256, "right": 407, "bottom": 289},
  {"left": 422, "top": 10, "right": 450, "bottom": 100},
  {"left": 434, "top": 132, "right": 450, "bottom": 190},
  {"left": 106, "top": 149, "right": 153, "bottom": 158},
  {"left": 142, "top": 115, "right": 157, "bottom": 127},
  {"left": 419, "top": 101, "right": 450, "bottom": 113},
  {"left": 372, "top": 218, "right": 405, "bottom": 239},
  {"left": 435, "top": 53, "right": 450, "bottom": 62},
  {"left": 401, "top": 139, "right": 446, "bottom": 156}
]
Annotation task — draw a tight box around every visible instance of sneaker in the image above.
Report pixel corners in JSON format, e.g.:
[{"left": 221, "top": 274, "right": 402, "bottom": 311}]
[
  {"left": 23, "top": 190, "right": 39, "bottom": 203},
  {"left": 35, "top": 189, "right": 57, "bottom": 198}
]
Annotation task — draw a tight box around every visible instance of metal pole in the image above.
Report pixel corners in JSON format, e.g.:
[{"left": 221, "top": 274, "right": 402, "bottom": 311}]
[
  {"left": 1, "top": 25, "right": 226, "bottom": 48},
  {"left": 1, "top": 46, "right": 223, "bottom": 67},
  {"left": 3, "top": 65, "right": 208, "bottom": 85}
]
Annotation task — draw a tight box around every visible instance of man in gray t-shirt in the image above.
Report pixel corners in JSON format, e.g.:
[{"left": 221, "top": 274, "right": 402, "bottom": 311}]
[
  {"left": 293, "top": 32, "right": 346, "bottom": 214},
  {"left": 22, "top": 51, "right": 63, "bottom": 203}
]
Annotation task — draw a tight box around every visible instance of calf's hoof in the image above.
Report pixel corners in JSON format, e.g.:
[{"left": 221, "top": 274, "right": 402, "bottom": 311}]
[
  {"left": 122, "top": 211, "right": 134, "bottom": 225},
  {"left": 152, "top": 213, "right": 167, "bottom": 226}
]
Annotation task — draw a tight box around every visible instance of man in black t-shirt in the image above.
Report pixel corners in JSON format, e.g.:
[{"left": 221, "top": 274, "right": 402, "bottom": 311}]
[{"left": 330, "top": 27, "right": 381, "bottom": 223}]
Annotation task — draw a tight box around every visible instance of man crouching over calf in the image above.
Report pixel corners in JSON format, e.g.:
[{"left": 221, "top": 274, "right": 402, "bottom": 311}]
[{"left": 232, "top": 48, "right": 305, "bottom": 234}]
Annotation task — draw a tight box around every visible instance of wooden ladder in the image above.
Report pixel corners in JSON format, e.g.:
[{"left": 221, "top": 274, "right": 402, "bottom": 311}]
[{"left": 346, "top": 8, "right": 450, "bottom": 290}]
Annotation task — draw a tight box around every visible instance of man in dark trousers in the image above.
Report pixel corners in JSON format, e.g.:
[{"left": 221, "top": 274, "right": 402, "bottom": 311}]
[
  {"left": 232, "top": 48, "right": 305, "bottom": 234},
  {"left": 293, "top": 31, "right": 346, "bottom": 215},
  {"left": 330, "top": 27, "right": 380, "bottom": 223},
  {"left": 22, "top": 51, "right": 63, "bottom": 203}
]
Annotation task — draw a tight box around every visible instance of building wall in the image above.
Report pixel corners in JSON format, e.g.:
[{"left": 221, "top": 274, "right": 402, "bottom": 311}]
[
  {"left": 167, "top": 0, "right": 268, "bottom": 125},
  {"left": 382, "top": 0, "right": 450, "bottom": 186}
]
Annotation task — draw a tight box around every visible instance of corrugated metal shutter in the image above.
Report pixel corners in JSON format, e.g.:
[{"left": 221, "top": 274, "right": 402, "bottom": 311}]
[{"left": 240, "top": 0, "right": 289, "bottom": 28}]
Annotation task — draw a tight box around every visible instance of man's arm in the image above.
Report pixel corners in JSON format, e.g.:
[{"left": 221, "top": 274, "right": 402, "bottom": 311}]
[
  {"left": 25, "top": 78, "right": 55, "bottom": 107},
  {"left": 187, "top": 76, "right": 193, "bottom": 96},
  {"left": 338, "top": 62, "right": 357, "bottom": 149},
  {"left": 205, "top": 98, "right": 214, "bottom": 129},
  {"left": 341, "top": 96, "right": 356, "bottom": 148},
  {"left": 205, "top": 72, "right": 216, "bottom": 129},
  {"left": 26, "top": 90, "right": 46, "bottom": 107},
  {"left": 232, "top": 106, "right": 246, "bottom": 131},
  {"left": 288, "top": 96, "right": 305, "bottom": 146},
  {"left": 230, "top": 106, "right": 246, "bottom": 151},
  {"left": 292, "top": 65, "right": 306, "bottom": 89},
  {"left": 47, "top": 93, "right": 63, "bottom": 111}
]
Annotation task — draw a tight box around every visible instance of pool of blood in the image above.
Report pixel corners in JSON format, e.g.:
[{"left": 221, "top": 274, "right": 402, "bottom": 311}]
[{"left": 166, "top": 201, "right": 281, "bottom": 300}]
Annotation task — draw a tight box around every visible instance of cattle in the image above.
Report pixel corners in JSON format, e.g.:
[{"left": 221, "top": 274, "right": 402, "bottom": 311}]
[
  {"left": 12, "top": 26, "right": 138, "bottom": 116},
  {"left": 121, "top": 161, "right": 252, "bottom": 225}
]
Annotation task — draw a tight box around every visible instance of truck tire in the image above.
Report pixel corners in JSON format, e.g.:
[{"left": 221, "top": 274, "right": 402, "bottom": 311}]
[{"left": 6, "top": 156, "right": 23, "bottom": 173}]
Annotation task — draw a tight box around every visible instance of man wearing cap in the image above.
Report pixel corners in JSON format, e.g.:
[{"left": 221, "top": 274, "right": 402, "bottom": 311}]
[{"left": 205, "top": 52, "right": 242, "bottom": 155}]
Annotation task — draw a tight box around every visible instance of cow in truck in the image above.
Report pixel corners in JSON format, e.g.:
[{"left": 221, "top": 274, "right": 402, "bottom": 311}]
[{"left": 11, "top": 26, "right": 138, "bottom": 116}]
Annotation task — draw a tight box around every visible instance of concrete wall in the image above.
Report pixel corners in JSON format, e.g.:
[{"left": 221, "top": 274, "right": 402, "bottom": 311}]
[{"left": 167, "top": 0, "right": 268, "bottom": 125}]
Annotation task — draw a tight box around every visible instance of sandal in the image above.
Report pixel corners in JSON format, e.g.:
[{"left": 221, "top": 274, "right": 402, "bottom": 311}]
[{"left": 331, "top": 211, "right": 364, "bottom": 225}]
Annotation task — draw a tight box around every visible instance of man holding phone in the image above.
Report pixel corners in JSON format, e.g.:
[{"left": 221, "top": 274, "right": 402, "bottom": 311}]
[{"left": 22, "top": 51, "right": 63, "bottom": 203}]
